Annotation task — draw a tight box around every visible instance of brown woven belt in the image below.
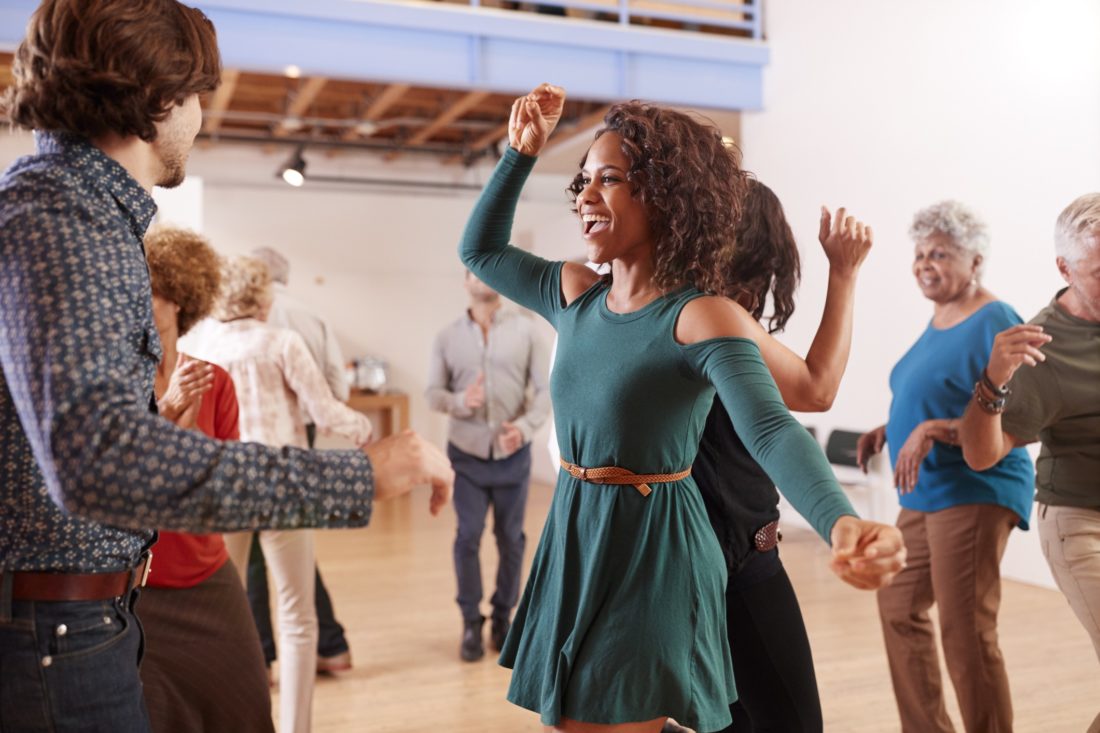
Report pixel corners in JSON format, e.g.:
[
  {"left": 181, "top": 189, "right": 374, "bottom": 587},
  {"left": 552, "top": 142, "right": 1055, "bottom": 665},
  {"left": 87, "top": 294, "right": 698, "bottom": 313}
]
[{"left": 559, "top": 458, "right": 691, "bottom": 497}]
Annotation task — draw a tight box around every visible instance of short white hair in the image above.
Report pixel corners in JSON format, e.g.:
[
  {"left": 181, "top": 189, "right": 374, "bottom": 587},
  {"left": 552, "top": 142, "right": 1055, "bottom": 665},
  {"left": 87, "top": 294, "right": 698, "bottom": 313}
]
[
  {"left": 909, "top": 200, "right": 990, "bottom": 277},
  {"left": 1054, "top": 193, "right": 1100, "bottom": 263}
]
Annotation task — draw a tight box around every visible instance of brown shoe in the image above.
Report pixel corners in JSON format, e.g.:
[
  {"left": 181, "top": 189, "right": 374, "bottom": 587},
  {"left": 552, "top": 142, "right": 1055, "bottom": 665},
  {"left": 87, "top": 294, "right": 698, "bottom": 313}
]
[{"left": 316, "top": 650, "right": 352, "bottom": 674}]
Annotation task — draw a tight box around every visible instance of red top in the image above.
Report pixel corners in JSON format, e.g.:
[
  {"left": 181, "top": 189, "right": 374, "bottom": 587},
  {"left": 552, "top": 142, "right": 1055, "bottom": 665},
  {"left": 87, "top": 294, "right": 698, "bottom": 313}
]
[{"left": 147, "top": 362, "right": 239, "bottom": 589}]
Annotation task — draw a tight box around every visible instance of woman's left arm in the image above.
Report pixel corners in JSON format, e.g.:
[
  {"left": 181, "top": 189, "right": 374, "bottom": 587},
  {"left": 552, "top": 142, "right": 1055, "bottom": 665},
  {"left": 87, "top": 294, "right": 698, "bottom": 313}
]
[
  {"left": 281, "top": 331, "right": 373, "bottom": 446},
  {"left": 679, "top": 296, "right": 906, "bottom": 590}
]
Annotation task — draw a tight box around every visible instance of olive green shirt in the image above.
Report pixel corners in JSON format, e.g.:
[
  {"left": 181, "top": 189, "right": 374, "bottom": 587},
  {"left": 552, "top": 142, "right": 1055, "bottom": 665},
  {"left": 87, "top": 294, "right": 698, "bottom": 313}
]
[{"left": 1002, "top": 289, "right": 1100, "bottom": 509}]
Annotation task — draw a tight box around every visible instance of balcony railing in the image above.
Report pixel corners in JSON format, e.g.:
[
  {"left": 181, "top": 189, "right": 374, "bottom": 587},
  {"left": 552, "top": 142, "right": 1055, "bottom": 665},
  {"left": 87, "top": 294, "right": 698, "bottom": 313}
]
[{"left": 432, "top": 0, "right": 762, "bottom": 39}]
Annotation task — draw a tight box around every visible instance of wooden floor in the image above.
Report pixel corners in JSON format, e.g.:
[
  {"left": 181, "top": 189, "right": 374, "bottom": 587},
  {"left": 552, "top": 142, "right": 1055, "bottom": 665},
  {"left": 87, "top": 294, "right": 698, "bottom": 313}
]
[{"left": 280, "top": 483, "right": 1099, "bottom": 732}]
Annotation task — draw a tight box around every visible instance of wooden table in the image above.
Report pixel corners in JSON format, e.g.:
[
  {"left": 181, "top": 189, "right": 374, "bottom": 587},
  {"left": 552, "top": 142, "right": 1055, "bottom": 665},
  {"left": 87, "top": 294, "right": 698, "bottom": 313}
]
[{"left": 347, "top": 389, "right": 410, "bottom": 439}]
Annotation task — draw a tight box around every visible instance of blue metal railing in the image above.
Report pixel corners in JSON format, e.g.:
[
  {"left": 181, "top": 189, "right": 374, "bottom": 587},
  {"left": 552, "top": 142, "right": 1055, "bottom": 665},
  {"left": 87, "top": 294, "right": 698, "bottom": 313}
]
[{"left": 439, "top": 0, "right": 761, "bottom": 39}]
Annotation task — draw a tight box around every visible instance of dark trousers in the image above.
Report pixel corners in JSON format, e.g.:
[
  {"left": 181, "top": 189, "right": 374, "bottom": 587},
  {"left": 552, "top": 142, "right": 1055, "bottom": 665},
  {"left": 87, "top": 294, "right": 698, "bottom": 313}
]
[
  {"left": 0, "top": 584, "right": 150, "bottom": 732},
  {"left": 246, "top": 534, "right": 349, "bottom": 664},
  {"left": 448, "top": 442, "right": 531, "bottom": 623},
  {"left": 720, "top": 549, "right": 823, "bottom": 733}
]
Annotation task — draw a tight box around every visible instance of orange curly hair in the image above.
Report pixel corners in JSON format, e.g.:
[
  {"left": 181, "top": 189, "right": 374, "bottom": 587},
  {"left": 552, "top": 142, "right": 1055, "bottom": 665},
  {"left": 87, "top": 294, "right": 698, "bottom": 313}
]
[{"left": 144, "top": 226, "right": 222, "bottom": 336}]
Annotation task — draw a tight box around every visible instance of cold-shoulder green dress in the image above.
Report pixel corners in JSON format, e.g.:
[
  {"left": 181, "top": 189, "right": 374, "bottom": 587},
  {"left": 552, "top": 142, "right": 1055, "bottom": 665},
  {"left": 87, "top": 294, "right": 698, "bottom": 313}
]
[{"left": 460, "top": 148, "right": 855, "bottom": 733}]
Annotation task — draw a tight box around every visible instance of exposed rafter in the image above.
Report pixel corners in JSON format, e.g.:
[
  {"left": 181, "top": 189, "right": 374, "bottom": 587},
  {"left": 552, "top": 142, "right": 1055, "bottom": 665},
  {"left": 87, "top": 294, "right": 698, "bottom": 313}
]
[
  {"left": 387, "top": 90, "right": 490, "bottom": 161},
  {"left": 201, "top": 68, "right": 240, "bottom": 135},
  {"left": 446, "top": 121, "right": 509, "bottom": 166},
  {"left": 274, "top": 76, "right": 328, "bottom": 137},
  {"left": 342, "top": 83, "right": 410, "bottom": 141}
]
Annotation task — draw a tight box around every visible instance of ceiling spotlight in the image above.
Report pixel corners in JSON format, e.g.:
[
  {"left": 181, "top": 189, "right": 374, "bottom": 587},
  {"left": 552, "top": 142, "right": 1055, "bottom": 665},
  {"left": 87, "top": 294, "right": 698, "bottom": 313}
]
[
  {"left": 284, "top": 64, "right": 302, "bottom": 79},
  {"left": 354, "top": 119, "right": 379, "bottom": 137},
  {"left": 279, "top": 146, "right": 307, "bottom": 187}
]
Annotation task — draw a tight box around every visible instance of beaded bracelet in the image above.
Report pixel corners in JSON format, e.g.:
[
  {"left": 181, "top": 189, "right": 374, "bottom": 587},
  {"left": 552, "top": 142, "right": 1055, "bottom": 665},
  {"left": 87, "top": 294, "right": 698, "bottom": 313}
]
[{"left": 973, "top": 381, "right": 1006, "bottom": 414}]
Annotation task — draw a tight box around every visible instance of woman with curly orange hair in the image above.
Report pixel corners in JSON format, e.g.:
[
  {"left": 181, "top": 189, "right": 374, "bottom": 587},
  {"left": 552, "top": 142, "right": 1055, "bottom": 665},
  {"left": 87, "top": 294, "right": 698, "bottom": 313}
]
[
  {"left": 459, "top": 84, "right": 906, "bottom": 733},
  {"left": 140, "top": 226, "right": 273, "bottom": 733}
]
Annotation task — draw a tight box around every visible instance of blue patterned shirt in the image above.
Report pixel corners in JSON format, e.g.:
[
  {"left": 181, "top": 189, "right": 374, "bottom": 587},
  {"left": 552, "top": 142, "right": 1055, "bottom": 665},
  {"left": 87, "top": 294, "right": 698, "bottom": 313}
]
[{"left": 0, "top": 133, "right": 374, "bottom": 573}]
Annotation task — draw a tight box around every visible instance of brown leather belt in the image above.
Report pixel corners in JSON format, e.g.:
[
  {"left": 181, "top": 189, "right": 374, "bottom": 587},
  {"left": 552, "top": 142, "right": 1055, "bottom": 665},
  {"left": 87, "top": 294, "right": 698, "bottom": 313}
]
[
  {"left": 754, "top": 521, "right": 782, "bottom": 552},
  {"left": 559, "top": 458, "right": 691, "bottom": 497},
  {"left": 9, "top": 553, "right": 153, "bottom": 602}
]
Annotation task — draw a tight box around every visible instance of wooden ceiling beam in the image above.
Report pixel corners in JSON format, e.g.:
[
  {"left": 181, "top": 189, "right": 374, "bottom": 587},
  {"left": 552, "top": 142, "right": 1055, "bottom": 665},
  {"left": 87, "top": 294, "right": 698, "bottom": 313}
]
[
  {"left": 445, "top": 121, "right": 509, "bottom": 165},
  {"left": 342, "top": 83, "right": 410, "bottom": 141},
  {"left": 201, "top": 68, "right": 240, "bottom": 135},
  {"left": 386, "top": 89, "right": 490, "bottom": 161},
  {"left": 274, "top": 76, "right": 328, "bottom": 137}
]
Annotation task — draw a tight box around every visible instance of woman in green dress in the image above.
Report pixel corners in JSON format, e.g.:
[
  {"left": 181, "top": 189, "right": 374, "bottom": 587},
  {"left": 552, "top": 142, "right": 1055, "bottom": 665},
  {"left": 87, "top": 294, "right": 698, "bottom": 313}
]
[{"left": 460, "top": 83, "right": 906, "bottom": 733}]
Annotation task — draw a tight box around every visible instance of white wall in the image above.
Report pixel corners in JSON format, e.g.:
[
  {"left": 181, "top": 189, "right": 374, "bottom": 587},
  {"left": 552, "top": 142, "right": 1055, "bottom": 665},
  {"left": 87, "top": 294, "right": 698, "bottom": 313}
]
[{"left": 743, "top": 0, "right": 1100, "bottom": 586}]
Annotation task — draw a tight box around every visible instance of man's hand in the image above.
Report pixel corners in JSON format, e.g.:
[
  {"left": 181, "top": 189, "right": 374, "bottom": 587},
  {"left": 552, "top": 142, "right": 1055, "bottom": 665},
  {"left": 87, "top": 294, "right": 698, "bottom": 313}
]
[
  {"left": 363, "top": 430, "right": 453, "bottom": 516},
  {"left": 894, "top": 423, "right": 934, "bottom": 494},
  {"left": 818, "top": 206, "right": 873, "bottom": 276},
  {"left": 159, "top": 356, "right": 214, "bottom": 423},
  {"left": 986, "top": 324, "right": 1052, "bottom": 387},
  {"left": 464, "top": 372, "right": 486, "bottom": 410},
  {"left": 829, "top": 516, "right": 907, "bottom": 590},
  {"left": 508, "top": 83, "right": 566, "bottom": 157},
  {"left": 856, "top": 424, "right": 886, "bottom": 473},
  {"left": 498, "top": 421, "right": 524, "bottom": 454}
]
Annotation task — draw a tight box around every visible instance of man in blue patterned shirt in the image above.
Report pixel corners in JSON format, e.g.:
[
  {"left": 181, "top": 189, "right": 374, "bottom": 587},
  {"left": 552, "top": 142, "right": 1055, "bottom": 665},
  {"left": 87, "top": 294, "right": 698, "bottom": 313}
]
[{"left": 0, "top": 2, "right": 452, "bottom": 730}]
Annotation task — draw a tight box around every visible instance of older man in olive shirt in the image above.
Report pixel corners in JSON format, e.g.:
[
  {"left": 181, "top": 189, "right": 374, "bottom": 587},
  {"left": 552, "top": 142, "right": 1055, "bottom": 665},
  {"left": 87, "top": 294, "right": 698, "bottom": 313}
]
[
  {"left": 427, "top": 271, "right": 550, "bottom": 661},
  {"left": 961, "top": 193, "right": 1100, "bottom": 733}
]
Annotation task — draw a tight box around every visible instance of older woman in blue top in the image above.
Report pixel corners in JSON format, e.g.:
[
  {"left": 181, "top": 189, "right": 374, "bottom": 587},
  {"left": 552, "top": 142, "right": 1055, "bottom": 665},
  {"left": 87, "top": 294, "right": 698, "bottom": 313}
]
[{"left": 857, "top": 201, "right": 1033, "bottom": 733}]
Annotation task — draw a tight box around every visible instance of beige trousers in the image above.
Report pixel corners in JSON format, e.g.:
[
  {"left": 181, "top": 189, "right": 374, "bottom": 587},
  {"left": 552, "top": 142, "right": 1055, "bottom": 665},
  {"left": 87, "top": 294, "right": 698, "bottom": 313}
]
[
  {"left": 877, "top": 504, "right": 1017, "bottom": 733},
  {"left": 226, "top": 530, "right": 318, "bottom": 733},
  {"left": 1037, "top": 503, "right": 1100, "bottom": 733}
]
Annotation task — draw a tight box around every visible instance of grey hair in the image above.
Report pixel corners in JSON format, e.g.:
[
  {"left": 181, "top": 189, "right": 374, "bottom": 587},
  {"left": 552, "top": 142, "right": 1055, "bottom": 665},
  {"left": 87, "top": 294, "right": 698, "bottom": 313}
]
[
  {"left": 1054, "top": 193, "right": 1100, "bottom": 263},
  {"left": 250, "top": 246, "right": 290, "bottom": 285},
  {"left": 909, "top": 200, "right": 990, "bottom": 277}
]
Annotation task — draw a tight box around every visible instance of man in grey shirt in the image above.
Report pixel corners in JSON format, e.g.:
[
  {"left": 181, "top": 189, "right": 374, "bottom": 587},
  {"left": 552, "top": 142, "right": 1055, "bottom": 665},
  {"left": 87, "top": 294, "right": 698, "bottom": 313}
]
[{"left": 427, "top": 271, "right": 550, "bottom": 661}]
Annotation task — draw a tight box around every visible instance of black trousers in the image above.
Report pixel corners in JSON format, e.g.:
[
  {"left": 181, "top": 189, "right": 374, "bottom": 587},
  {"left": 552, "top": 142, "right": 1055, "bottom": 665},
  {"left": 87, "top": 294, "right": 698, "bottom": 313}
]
[{"left": 720, "top": 549, "right": 822, "bottom": 733}]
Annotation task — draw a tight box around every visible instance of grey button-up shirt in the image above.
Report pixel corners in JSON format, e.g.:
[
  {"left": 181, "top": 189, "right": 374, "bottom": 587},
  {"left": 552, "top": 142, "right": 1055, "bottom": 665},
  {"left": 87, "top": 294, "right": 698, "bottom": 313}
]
[{"left": 426, "top": 308, "right": 550, "bottom": 460}]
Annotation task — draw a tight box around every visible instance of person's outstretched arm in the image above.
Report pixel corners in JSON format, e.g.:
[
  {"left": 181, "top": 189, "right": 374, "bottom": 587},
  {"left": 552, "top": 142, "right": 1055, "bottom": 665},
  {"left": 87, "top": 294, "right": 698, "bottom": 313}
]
[
  {"left": 679, "top": 295, "right": 906, "bottom": 589},
  {"left": 754, "top": 206, "right": 872, "bottom": 412}
]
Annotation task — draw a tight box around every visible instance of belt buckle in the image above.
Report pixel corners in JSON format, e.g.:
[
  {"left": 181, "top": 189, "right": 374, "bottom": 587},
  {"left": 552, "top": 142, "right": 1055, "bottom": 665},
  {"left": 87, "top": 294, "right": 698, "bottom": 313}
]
[{"left": 139, "top": 551, "right": 153, "bottom": 587}]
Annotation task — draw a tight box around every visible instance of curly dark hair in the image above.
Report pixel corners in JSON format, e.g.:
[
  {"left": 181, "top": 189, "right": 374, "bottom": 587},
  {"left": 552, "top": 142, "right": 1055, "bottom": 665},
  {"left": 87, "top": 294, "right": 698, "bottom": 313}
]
[
  {"left": 721, "top": 180, "right": 802, "bottom": 333},
  {"left": 2, "top": 0, "right": 220, "bottom": 142},
  {"left": 568, "top": 102, "right": 749, "bottom": 296},
  {"left": 145, "top": 226, "right": 222, "bottom": 336}
]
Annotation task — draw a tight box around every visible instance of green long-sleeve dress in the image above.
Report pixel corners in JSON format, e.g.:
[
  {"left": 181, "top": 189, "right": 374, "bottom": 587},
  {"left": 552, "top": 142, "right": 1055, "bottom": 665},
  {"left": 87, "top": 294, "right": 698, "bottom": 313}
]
[{"left": 461, "top": 147, "right": 855, "bottom": 732}]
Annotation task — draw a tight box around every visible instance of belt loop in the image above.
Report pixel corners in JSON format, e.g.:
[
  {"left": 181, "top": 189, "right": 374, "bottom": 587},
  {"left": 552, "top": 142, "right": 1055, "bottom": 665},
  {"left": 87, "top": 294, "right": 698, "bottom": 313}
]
[{"left": 0, "top": 572, "right": 13, "bottom": 622}]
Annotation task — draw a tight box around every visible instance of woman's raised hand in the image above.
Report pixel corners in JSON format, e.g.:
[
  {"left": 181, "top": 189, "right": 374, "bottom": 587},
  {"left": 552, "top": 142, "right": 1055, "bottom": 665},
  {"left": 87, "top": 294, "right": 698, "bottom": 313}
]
[
  {"left": 818, "top": 206, "right": 873, "bottom": 275},
  {"left": 508, "top": 83, "right": 566, "bottom": 157}
]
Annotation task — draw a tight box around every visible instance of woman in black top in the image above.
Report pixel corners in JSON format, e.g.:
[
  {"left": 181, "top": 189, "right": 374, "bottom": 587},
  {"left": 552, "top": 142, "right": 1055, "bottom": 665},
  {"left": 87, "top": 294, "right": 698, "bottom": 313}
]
[{"left": 685, "top": 181, "right": 875, "bottom": 733}]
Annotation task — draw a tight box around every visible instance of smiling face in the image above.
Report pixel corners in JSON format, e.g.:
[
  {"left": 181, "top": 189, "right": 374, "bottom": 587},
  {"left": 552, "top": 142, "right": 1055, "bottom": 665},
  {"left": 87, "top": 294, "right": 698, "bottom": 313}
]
[
  {"left": 912, "top": 232, "right": 982, "bottom": 304},
  {"left": 574, "top": 133, "right": 653, "bottom": 265}
]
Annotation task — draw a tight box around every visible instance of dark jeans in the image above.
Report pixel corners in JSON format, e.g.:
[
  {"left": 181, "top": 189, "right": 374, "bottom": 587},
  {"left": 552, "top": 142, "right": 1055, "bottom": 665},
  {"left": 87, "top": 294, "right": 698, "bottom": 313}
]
[
  {"left": 721, "top": 549, "right": 823, "bottom": 733},
  {"left": 246, "top": 534, "right": 349, "bottom": 664},
  {"left": 0, "top": 583, "right": 150, "bottom": 732},
  {"left": 448, "top": 442, "right": 531, "bottom": 623}
]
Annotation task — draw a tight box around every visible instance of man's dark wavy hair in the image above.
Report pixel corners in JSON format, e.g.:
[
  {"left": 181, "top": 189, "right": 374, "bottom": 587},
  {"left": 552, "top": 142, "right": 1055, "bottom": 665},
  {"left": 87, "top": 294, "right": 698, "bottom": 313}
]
[
  {"left": 724, "top": 180, "right": 802, "bottom": 333},
  {"left": 2, "top": 0, "right": 221, "bottom": 142},
  {"left": 568, "top": 102, "right": 749, "bottom": 297}
]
